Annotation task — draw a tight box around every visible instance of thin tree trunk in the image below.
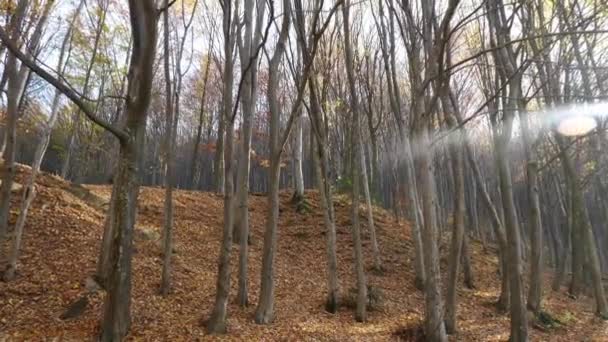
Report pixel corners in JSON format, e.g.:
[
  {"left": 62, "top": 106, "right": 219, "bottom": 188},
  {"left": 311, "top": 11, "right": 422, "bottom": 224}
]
[
  {"left": 494, "top": 126, "right": 528, "bottom": 341},
  {"left": 253, "top": 13, "right": 294, "bottom": 313},
  {"left": 214, "top": 107, "right": 225, "bottom": 194},
  {"left": 160, "top": 0, "right": 174, "bottom": 296},
  {"left": 100, "top": 132, "right": 143, "bottom": 340},
  {"left": 234, "top": 0, "right": 266, "bottom": 306},
  {"left": 313, "top": 132, "right": 339, "bottom": 312},
  {"left": 0, "top": 1, "right": 157, "bottom": 340},
  {"left": 375, "top": 0, "right": 425, "bottom": 289},
  {"left": 414, "top": 124, "right": 447, "bottom": 341},
  {"left": 206, "top": 0, "right": 237, "bottom": 332},
  {"left": 404, "top": 134, "right": 426, "bottom": 290},
  {"left": 190, "top": 57, "right": 211, "bottom": 186},
  {"left": 462, "top": 118, "right": 509, "bottom": 310},
  {"left": 3, "top": 8, "right": 76, "bottom": 279},
  {"left": 552, "top": 209, "right": 570, "bottom": 291},
  {"left": 99, "top": 2, "right": 157, "bottom": 339},
  {"left": 445, "top": 114, "right": 466, "bottom": 334},
  {"left": 461, "top": 234, "right": 475, "bottom": 289},
  {"left": 520, "top": 112, "right": 543, "bottom": 314},
  {"left": 254, "top": 159, "right": 281, "bottom": 322},
  {"left": 342, "top": 0, "right": 367, "bottom": 322},
  {"left": 60, "top": 0, "right": 108, "bottom": 180},
  {"left": 0, "top": 0, "right": 47, "bottom": 248},
  {"left": 557, "top": 136, "right": 608, "bottom": 317},
  {"left": 97, "top": 180, "right": 117, "bottom": 285},
  {"left": 360, "top": 135, "right": 381, "bottom": 271},
  {"left": 293, "top": 103, "right": 305, "bottom": 200}
]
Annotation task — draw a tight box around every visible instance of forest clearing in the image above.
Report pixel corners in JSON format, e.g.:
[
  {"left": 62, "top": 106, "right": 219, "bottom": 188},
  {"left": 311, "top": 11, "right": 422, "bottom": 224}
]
[{"left": 0, "top": 165, "right": 606, "bottom": 341}]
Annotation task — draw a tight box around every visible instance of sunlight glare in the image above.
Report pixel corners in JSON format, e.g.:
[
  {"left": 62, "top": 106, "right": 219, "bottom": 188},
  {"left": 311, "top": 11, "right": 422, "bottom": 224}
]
[{"left": 556, "top": 116, "right": 597, "bottom": 136}]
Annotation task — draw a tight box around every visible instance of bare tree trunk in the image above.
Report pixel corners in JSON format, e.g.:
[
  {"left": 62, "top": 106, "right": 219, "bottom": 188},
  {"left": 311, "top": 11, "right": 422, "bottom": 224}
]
[
  {"left": 206, "top": 0, "right": 237, "bottom": 333},
  {"left": 444, "top": 115, "right": 466, "bottom": 334},
  {"left": 0, "top": 1, "right": 157, "bottom": 339},
  {"left": 313, "top": 131, "right": 339, "bottom": 312},
  {"left": 466, "top": 168, "right": 484, "bottom": 250},
  {"left": 254, "top": 159, "right": 281, "bottom": 322},
  {"left": 360, "top": 135, "right": 381, "bottom": 271},
  {"left": 494, "top": 123, "right": 528, "bottom": 341},
  {"left": 100, "top": 130, "right": 143, "bottom": 341},
  {"left": 60, "top": 0, "right": 108, "bottom": 180},
  {"left": 254, "top": 0, "right": 293, "bottom": 322},
  {"left": 97, "top": 180, "right": 117, "bottom": 284},
  {"left": 0, "top": 55, "right": 21, "bottom": 247},
  {"left": 520, "top": 112, "right": 543, "bottom": 314},
  {"left": 160, "top": 0, "right": 175, "bottom": 296},
  {"left": 293, "top": 0, "right": 339, "bottom": 313},
  {"left": 190, "top": 57, "right": 211, "bottom": 187},
  {"left": 0, "top": 0, "right": 46, "bottom": 249},
  {"left": 3, "top": 5, "right": 77, "bottom": 279},
  {"left": 214, "top": 108, "right": 225, "bottom": 194},
  {"left": 99, "top": 2, "right": 157, "bottom": 339},
  {"left": 159, "top": 0, "right": 197, "bottom": 293},
  {"left": 465, "top": 138, "right": 509, "bottom": 310},
  {"left": 461, "top": 234, "right": 475, "bottom": 289},
  {"left": 414, "top": 124, "right": 447, "bottom": 341},
  {"left": 557, "top": 136, "right": 608, "bottom": 317},
  {"left": 292, "top": 38, "right": 305, "bottom": 201},
  {"left": 293, "top": 112, "right": 305, "bottom": 199},
  {"left": 552, "top": 181, "right": 570, "bottom": 291},
  {"left": 404, "top": 134, "right": 426, "bottom": 290},
  {"left": 235, "top": 142, "right": 251, "bottom": 305},
  {"left": 234, "top": 0, "right": 266, "bottom": 306},
  {"left": 375, "top": 0, "right": 425, "bottom": 289},
  {"left": 342, "top": 0, "right": 367, "bottom": 322}
]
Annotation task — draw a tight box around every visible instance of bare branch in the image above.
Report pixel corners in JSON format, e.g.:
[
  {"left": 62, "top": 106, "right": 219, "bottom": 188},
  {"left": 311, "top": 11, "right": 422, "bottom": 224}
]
[
  {"left": 157, "top": 0, "right": 178, "bottom": 16},
  {"left": 0, "top": 26, "right": 127, "bottom": 141}
]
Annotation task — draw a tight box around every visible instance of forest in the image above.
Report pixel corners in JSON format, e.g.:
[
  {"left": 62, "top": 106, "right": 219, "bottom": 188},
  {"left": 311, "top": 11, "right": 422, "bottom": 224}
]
[{"left": 0, "top": 0, "right": 608, "bottom": 341}]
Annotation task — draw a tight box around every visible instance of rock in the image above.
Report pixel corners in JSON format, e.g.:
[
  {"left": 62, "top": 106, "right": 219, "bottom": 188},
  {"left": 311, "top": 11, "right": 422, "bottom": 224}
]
[
  {"left": 84, "top": 276, "right": 102, "bottom": 293},
  {"left": 367, "top": 285, "right": 384, "bottom": 311},
  {"left": 134, "top": 227, "right": 160, "bottom": 241},
  {"left": 60, "top": 296, "right": 88, "bottom": 320},
  {"left": 156, "top": 240, "right": 178, "bottom": 254},
  {"left": 64, "top": 183, "right": 107, "bottom": 209},
  {"left": 343, "top": 285, "right": 384, "bottom": 312},
  {"left": 0, "top": 181, "right": 23, "bottom": 192}
]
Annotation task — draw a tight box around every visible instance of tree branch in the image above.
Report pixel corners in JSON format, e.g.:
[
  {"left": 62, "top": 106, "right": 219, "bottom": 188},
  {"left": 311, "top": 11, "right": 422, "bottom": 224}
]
[
  {"left": 230, "top": 0, "right": 274, "bottom": 124},
  {"left": 157, "top": 0, "right": 178, "bottom": 16},
  {"left": 0, "top": 26, "right": 127, "bottom": 141}
]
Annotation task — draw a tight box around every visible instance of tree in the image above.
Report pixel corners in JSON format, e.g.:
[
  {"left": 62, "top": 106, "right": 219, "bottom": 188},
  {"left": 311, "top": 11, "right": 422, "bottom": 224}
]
[
  {"left": 378, "top": 0, "right": 426, "bottom": 290},
  {"left": 0, "top": 0, "right": 159, "bottom": 338},
  {"left": 254, "top": 0, "right": 292, "bottom": 323},
  {"left": 206, "top": 0, "right": 238, "bottom": 333},
  {"left": 190, "top": 54, "right": 212, "bottom": 187},
  {"left": 160, "top": 0, "right": 175, "bottom": 296},
  {"left": 0, "top": 0, "right": 47, "bottom": 251},
  {"left": 293, "top": 0, "right": 342, "bottom": 314},
  {"left": 234, "top": 0, "right": 267, "bottom": 306},
  {"left": 442, "top": 80, "right": 467, "bottom": 335},
  {"left": 342, "top": 0, "right": 367, "bottom": 322},
  {"left": 60, "top": 0, "right": 109, "bottom": 181},
  {"left": 3, "top": 0, "right": 83, "bottom": 281}
]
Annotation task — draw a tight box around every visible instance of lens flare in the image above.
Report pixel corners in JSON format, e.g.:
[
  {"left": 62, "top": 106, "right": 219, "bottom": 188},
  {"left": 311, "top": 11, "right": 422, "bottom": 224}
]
[{"left": 556, "top": 116, "right": 597, "bottom": 136}]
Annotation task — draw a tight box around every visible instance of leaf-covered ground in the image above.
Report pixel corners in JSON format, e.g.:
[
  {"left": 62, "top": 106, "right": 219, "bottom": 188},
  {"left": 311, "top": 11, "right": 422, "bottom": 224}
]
[{"left": 1, "top": 165, "right": 607, "bottom": 341}]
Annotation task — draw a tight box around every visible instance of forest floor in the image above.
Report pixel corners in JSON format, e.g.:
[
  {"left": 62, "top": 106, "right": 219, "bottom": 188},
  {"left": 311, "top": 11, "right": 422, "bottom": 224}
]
[{"left": 0, "top": 164, "right": 607, "bottom": 341}]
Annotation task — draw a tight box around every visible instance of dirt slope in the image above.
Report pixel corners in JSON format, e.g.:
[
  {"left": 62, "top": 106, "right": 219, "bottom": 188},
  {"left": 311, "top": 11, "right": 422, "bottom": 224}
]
[{"left": 0, "top": 165, "right": 606, "bottom": 341}]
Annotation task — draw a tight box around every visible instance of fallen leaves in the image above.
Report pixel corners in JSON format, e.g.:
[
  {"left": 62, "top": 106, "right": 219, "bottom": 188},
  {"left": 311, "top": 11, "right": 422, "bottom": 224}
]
[{"left": 0, "top": 164, "right": 606, "bottom": 341}]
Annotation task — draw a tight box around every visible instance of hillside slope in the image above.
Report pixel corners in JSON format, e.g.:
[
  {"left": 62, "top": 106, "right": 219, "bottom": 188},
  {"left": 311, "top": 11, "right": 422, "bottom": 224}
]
[{"left": 0, "top": 165, "right": 606, "bottom": 341}]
